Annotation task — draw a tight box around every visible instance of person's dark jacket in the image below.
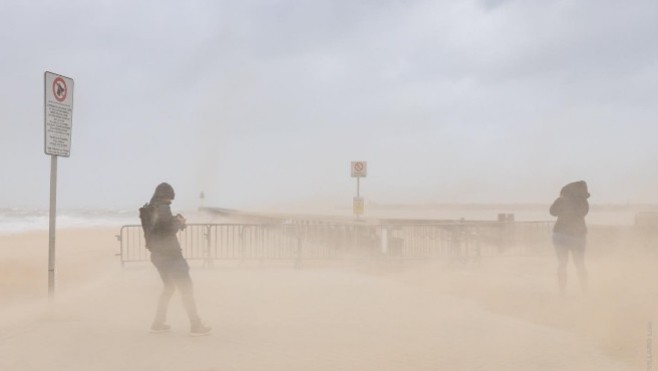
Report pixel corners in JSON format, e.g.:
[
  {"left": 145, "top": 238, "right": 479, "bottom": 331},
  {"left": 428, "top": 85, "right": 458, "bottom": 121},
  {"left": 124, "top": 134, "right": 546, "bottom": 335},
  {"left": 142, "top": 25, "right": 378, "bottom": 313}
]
[
  {"left": 148, "top": 200, "right": 184, "bottom": 256},
  {"left": 549, "top": 181, "right": 590, "bottom": 236}
]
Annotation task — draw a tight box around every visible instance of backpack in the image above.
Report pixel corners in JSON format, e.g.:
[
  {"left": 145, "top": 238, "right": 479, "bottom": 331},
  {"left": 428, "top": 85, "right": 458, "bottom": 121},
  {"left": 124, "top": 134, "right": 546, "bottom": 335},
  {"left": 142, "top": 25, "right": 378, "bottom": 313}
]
[{"left": 139, "top": 203, "right": 156, "bottom": 249}]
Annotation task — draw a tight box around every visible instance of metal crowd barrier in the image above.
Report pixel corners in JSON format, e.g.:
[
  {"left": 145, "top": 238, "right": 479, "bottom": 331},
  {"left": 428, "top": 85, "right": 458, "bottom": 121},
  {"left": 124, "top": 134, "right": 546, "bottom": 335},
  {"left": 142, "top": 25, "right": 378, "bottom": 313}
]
[{"left": 116, "top": 221, "right": 553, "bottom": 267}]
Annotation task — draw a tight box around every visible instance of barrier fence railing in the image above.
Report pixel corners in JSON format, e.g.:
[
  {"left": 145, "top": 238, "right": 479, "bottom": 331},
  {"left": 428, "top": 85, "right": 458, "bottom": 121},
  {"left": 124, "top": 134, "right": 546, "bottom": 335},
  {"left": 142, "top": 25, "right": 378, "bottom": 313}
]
[{"left": 116, "top": 221, "right": 554, "bottom": 267}]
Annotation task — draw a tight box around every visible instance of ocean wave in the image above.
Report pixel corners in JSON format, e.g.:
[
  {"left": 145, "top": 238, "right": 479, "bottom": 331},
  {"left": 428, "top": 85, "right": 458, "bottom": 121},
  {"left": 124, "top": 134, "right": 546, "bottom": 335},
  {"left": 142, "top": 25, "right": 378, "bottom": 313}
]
[{"left": 0, "top": 208, "right": 139, "bottom": 234}]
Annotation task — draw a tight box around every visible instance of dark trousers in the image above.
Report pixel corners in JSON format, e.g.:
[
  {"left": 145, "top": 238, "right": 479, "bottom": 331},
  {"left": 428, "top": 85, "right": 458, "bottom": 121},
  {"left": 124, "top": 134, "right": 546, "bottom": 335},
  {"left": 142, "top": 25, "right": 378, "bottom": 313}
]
[
  {"left": 552, "top": 233, "right": 588, "bottom": 295},
  {"left": 151, "top": 253, "right": 201, "bottom": 327}
]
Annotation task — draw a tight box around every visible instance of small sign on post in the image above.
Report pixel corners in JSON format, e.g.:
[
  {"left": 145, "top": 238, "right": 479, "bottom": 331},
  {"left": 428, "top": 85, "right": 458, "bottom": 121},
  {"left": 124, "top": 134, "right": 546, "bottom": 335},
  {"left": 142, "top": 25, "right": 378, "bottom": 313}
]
[
  {"left": 351, "top": 161, "right": 367, "bottom": 217},
  {"left": 44, "top": 71, "right": 74, "bottom": 302},
  {"left": 351, "top": 161, "right": 367, "bottom": 178}
]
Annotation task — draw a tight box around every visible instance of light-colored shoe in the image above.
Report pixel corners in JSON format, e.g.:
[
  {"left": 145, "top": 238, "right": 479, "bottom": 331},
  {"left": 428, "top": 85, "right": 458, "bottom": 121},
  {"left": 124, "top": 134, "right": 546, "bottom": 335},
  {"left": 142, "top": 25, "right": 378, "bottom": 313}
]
[
  {"left": 150, "top": 323, "right": 171, "bottom": 334},
  {"left": 190, "top": 324, "right": 212, "bottom": 337}
]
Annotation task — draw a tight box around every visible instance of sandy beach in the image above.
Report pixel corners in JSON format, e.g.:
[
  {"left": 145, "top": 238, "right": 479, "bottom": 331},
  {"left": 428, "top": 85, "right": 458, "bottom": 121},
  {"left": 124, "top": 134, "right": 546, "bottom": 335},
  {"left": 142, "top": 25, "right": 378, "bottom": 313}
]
[
  {"left": 3, "top": 0, "right": 658, "bottom": 369},
  {"left": 0, "top": 226, "right": 654, "bottom": 370}
]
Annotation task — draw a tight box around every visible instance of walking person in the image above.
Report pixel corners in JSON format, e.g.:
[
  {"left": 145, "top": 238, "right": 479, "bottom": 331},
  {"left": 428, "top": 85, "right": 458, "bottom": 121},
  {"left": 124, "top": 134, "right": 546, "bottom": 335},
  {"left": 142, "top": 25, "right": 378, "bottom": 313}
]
[
  {"left": 142, "top": 182, "right": 211, "bottom": 336},
  {"left": 549, "top": 181, "right": 590, "bottom": 296}
]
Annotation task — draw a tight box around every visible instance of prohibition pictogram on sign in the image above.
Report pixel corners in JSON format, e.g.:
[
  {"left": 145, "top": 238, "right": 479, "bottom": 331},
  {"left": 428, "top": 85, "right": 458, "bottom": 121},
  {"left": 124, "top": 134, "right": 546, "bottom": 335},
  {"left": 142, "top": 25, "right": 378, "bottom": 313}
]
[
  {"left": 52, "top": 77, "right": 67, "bottom": 102},
  {"left": 351, "top": 161, "right": 367, "bottom": 177}
]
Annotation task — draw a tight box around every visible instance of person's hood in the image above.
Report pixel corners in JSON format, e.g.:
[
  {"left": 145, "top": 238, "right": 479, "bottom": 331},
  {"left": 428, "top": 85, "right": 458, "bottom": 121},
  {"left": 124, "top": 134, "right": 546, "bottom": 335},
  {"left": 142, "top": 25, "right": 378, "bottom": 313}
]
[
  {"left": 560, "top": 181, "right": 590, "bottom": 199},
  {"left": 150, "top": 182, "right": 175, "bottom": 204}
]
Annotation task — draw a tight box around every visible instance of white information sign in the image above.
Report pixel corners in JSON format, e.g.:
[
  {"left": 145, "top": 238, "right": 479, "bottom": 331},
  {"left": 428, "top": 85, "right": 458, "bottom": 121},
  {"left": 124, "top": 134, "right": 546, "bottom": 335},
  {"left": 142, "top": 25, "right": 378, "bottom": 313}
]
[
  {"left": 44, "top": 71, "right": 74, "bottom": 157},
  {"left": 351, "top": 161, "right": 367, "bottom": 177}
]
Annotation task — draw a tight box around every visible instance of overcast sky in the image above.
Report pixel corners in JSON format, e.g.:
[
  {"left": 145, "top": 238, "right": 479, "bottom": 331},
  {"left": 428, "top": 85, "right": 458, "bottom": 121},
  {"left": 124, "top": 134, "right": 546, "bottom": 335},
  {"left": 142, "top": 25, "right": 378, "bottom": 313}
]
[{"left": 1, "top": 0, "right": 657, "bottom": 210}]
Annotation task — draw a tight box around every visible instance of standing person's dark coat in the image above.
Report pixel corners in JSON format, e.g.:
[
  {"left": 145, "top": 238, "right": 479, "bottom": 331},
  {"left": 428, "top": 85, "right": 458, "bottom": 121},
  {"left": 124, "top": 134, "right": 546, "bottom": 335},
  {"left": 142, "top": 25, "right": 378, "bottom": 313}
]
[
  {"left": 147, "top": 182, "right": 211, "bottom": 336},
  {"left": 549, "top": 181, "right": 589, "bottom": 296}
]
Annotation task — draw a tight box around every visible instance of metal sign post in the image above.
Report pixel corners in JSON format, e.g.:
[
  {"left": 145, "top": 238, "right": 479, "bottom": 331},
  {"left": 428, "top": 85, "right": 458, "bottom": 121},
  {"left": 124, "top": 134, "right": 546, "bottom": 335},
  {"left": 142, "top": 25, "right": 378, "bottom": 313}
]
[
  {"left": 44, "top": 71, "right": 74, "bottom": 301},
  {"left": 351, "top": 161, "right": 367, "bottom": 218},
  {"left": 48, "top": 156, "right": 57, "bottom": 301}
]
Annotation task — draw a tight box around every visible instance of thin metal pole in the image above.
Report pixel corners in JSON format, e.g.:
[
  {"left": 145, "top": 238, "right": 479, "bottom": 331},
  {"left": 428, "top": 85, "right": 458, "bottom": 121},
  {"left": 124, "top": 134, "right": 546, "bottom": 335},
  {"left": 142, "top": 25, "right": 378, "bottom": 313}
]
[
  {"left": 355, "top": 176, "right": 361, "bottom": 219},
  {"left": 357, "top": 176, "right": 360, "bottom": 198},
  {"left": 48, "top": 155, "right": 57, "bottom": 302}
]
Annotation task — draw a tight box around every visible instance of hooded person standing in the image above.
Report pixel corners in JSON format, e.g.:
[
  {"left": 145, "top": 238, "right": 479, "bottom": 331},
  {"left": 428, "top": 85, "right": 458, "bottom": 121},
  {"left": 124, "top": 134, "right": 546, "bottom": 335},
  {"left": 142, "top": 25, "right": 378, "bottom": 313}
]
[
  {"left": 549, "top": 181, "right": 590, "bottom": 296},
  {"left": 146, "top": 182, "right": 211, "bottom": 336}
]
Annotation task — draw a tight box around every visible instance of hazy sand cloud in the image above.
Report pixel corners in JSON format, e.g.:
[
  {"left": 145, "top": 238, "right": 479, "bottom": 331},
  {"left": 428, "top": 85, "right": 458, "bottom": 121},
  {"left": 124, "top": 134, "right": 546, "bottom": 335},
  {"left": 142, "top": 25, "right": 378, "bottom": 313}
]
[{"left": 0, "top": 0, "right": 657, "bottom": 208}]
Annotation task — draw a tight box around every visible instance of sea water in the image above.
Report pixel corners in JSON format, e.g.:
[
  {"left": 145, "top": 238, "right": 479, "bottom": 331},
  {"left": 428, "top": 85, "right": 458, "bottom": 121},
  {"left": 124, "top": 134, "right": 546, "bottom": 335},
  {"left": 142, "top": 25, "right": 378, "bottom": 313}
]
[{"left": 0, "top": 208, "right": 138, "bottom": 235}]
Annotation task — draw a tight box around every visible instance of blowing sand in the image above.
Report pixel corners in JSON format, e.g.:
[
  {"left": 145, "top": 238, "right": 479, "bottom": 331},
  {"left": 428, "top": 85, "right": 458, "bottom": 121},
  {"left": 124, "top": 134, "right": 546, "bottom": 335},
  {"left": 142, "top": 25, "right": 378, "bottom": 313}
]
[{"left": 0, "top": 227, "right": 654, "bottom": 370}]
